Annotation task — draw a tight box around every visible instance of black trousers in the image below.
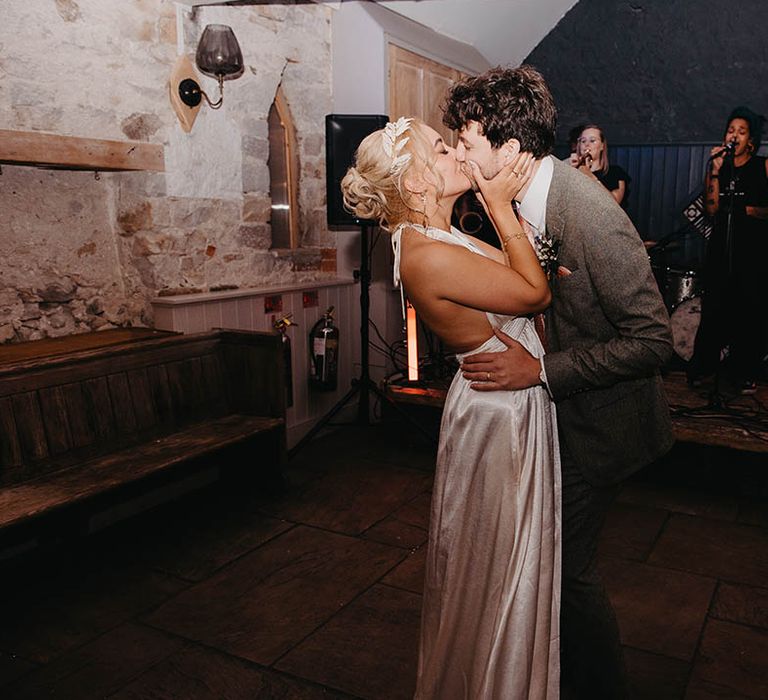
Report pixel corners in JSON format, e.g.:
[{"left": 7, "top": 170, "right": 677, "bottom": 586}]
[
  {"left": 560, "top": 450, "right": 628, "bottom": 700},
  {"left": 690, "top": 222, "right": 767, "bottom": 382}
]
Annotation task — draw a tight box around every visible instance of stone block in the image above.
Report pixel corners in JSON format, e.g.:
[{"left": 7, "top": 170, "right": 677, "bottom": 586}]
[
  {"left": 214, "top": 199, "right": 242, "bottom": 225},
  {"left": 242, "top": 136, "right": 269, "bottom": 160},
  {"left": 242, "top": 195, "right": 272, "bottom": 223},
  {"left": 118, "top": 172, "right": 167, "bottom": 198},
  {"left": 242, "top": 161, "right": 270, "bottom": 194},
  {"left": 149, "top": 199, "right": 172, "bottom": 228},
  {"left": 290, "top": 249, "right": 322, "bottom": 272},
  {"left": 121, "top": 112, "right": 162, "bottom": 141},
  {"left": 238, "top": 224, "right": 271, "bottom": 250},
  {"left": 54, "top": 0, "right": 81, "bottom": 23},
  {"left": 76, "top": 241, "right": 98, "bottom": 258},
  {"left": 158, "top": 16, "right": 176, "bottom": 45},
  {"left": 301, "top": 134, "right": 323, "bottom": 157},
  {"left": 37, "top": 279, "right": 76, "bottom": 304},
  {"left": 118, "top": 200, "right": 153, "bottom": 235},
  {"left": 320, "top": 248, "right": 337, "bottom": 273},
  {"left": 170, "top": 199, "right": 215, "bottom": 229},
  {"left": 0, "top": 324, "right": 16, "bottom": 343}
]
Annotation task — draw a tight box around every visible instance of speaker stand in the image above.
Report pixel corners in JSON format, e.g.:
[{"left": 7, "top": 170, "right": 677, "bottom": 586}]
[{"left": 288, "top": 223, "right": 437, "bottom": 459}]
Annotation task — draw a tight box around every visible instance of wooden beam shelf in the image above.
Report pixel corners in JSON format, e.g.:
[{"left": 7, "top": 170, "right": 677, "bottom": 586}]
[{"left": 0, "top": 129, "right": 165, "bottom": 172}]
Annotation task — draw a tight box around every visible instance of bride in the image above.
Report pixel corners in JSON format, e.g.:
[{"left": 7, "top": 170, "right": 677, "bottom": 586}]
[{"left": 341, "top": 117, "right": 560, "bottom": 699}]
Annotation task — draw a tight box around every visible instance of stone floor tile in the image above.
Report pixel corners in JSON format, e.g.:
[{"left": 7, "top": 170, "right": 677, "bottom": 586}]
[
  {"left": 710, "top": 582, "right": 768, "bottom": 629},
  {"left": 363, "top": 492, "right": 431, "bottom": 550},
  {"left": 618, "top": 482, "right": 738, "bottom": 522},
  {"left": 624, "top": 647, "right": 689, "bottom": 700},
  {"left": 381, "top": 546, "right": 427, "bottom": 594},
  {"left": 0, "top": 561, "right": 187, "bottom": 664},
  {"left": 145, "top": 525, "right": 406, "bottom": 666},
  {"left": 599, "top": 557, "right": 716, "bottom": 660},
  {"left": 276, "top": 584, "right": 421, "bottom": 700},
  {"left": 3, "top": 623, "right": 185, "bottom": 699},
  {"left": 738, "top": 498, "right": 768, "bottom": 528},
  {"left": 138, "top": 508, "right": 294, "bottom": 582},
  {"left": 686, "top": 619, "right": 768, "bottom": 699},
  {"left": 363, "top": 516, "right": 428, "bottom": 550},
  {"left": 598, "top": 502, "right": 669, "bottom": 561},
  {"left": 259, "top": 460, "right": 432, "bottom": 535},
  {"left": 649, "top": 514, "right": 768, "bottom": 587},
  {"left": 112, "top": 645, "right": 353, "bottom": 699},
  {"left": 684, "top": 684, "right": 753, "bottom": 700},
  {"left": 289, "top": 424, "right": 437, "bottom": 474}
]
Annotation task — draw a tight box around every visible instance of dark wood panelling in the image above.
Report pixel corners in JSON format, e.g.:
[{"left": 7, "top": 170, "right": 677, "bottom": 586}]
[
  {"left": 612, "top": 143, "right": 714, "bottom": 269},
  {"left": 107, "top": 373, "right": 138, "bottom": 436},
  {"left": 82, "top": 377, "right": 117, "bottom": 443},
  {"left": 0, "top": 330, "right": 285, "bottom": 542},
  {"left": 0, "top": 397, "right": 22, "bottom": 470},
  {"left": 200, "top": 353, "right": 228, "bottom": 418},
  {"left": 126, "top": 368, "right": 158, "bottom": 432},
  {"left": 38, "top": 386, "right": 72, "bottom": 456},
  {"left": 61, "top": 382, "right": 96, "bottom": 449},
  {"left": 11, "top": 392, "right": 48, "bottom": 463},
  {"left": 146, "top": 364, "right": 173, "bottom": 427}
]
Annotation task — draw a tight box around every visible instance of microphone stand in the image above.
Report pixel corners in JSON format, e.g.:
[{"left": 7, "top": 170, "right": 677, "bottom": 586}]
[{"left": 707, "top": 145, "right": 737, "bottom": 408}]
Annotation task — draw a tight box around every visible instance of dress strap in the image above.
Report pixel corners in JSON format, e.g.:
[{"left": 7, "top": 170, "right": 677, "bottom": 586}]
[
  {"left": 391, "top": 223, "right": 491, "bottom": 323},
  {"left": 391, "top": 223, "right": 409, "bottom": 324}
]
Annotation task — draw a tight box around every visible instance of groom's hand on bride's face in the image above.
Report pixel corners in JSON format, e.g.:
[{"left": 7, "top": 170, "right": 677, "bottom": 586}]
[{"left": 461, "top": 329, "right": 541, "bottom": 391}]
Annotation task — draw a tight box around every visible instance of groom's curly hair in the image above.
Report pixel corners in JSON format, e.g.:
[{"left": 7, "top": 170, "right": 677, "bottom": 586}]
[{"left": 443, "top": 65, "right": 557, "bottom": 158}]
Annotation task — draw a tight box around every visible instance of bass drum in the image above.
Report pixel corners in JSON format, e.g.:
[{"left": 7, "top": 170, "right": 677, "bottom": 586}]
[
  {"left": 670, "top": 295, "right": 702, "bottom": 361},
  {"left": 664, "top": 268, "right": 702, "bottom": 311}
]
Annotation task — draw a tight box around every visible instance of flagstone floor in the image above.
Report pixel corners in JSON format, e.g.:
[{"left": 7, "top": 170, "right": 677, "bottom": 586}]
[{"left": 0, "top": 419, "right": 766, "bottom": 699}]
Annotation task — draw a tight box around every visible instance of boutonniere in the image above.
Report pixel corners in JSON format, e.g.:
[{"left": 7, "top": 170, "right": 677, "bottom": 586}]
[{"left": 534, "top": 232, "right": 561, "bottom": 278}]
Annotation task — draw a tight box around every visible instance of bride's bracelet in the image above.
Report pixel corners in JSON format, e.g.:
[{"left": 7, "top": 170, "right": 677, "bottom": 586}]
[{"left": 502, "top": 231, "right": 526, "bottom": 245}]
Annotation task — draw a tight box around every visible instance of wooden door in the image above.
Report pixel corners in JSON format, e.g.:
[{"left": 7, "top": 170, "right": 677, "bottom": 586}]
[{"left": 388, "top": 45, "right": 465, "bottom": 146}]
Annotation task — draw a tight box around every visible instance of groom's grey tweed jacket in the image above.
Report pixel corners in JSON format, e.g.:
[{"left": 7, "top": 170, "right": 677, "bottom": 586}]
[{"left": 543, "top": 158, "right": 675, "bottom": 485}]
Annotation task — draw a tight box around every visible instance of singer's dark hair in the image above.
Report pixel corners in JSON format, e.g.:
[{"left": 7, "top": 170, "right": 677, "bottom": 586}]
[
  {"left": 442, "top": 65, "right": 557, "bottom": 158},
  {"left": 725, "top": 105, "right": 765, "bottom": 148}
]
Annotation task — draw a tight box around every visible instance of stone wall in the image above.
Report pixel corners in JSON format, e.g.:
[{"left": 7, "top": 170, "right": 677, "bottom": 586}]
[
  {"left": 0, "top": 0, "right": 334, "bottom": 343},
  {"left": 526, "top": 0, "right": 768, "bottom": 144}
]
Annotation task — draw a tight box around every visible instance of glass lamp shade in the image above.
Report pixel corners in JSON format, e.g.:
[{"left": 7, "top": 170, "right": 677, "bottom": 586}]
[{"left": 195, "top": 24, "right": 244, "bottom": 80}]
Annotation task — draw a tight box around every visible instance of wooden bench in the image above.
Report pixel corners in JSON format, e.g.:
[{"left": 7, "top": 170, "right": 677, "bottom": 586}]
[{"left": 0, "top": 329, "right": 286, "bottom": 551}]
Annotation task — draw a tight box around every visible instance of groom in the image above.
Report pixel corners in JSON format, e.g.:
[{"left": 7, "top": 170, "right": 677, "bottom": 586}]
[{"left": 444, "top": 65, "right": 674, "bottom": 699}]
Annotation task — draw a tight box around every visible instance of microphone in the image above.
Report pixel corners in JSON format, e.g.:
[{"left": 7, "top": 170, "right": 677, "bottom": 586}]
[{"left": 711, "top": 140, "right": 737, "bottom": 159}]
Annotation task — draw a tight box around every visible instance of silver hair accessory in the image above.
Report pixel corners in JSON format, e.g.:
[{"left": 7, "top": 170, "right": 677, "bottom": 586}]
[{"left": 382, "top": 117, "right": 412, "bottom": 174}]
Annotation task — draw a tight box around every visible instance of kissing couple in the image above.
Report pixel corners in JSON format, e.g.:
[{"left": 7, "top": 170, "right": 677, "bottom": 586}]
[{"left": 342, "top": 65, "right": 674, "bottom": 699}]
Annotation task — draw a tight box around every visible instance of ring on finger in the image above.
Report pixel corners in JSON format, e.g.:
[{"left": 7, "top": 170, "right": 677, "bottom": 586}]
[{"left": 487, "top": 371, "right": 493, "bottom": 381}]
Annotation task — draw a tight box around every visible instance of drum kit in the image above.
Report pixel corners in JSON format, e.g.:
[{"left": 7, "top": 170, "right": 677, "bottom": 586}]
[{"left": 650, "top": 263, "right": 703, "bottom": 362}]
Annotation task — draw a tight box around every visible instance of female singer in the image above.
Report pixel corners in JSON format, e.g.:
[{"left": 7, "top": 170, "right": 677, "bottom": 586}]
[
  {"left": 573, "top": 124, "right": 629, "bottom": 206},
  {"left": 688, "top": 106, "right": 768, "bottom": 394}
]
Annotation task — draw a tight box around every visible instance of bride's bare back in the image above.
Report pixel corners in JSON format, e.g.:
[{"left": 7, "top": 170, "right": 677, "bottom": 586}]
[{"left": 398, "top": 226, "right": 548, "bottom": 353}]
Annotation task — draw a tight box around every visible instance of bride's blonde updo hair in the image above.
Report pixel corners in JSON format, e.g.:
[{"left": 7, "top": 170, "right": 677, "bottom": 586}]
[{"left": 341, "top": 117, "right": 446, "bottom": 232}]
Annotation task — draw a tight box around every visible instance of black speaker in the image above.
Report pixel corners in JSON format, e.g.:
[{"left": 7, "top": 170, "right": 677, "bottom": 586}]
[{"left": 325, "top": 113, "right": 388, "bottom": 227}]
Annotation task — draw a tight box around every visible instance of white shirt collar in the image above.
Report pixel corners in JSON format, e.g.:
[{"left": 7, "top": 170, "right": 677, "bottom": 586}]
[{"left": 517, "top": 155, "right": 554, "bottom": 233}]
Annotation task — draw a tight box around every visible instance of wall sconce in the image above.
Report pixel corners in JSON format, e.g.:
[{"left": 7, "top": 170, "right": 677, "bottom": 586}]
[
  {"left": 170, "top": 23, "right": 244, "bottom": 132},
  {"left": 180, "top": 24, "right": 244, "bottom": 110}
]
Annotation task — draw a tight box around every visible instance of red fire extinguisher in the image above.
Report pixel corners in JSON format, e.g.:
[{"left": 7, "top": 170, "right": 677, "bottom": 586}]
[
  {"left": 273, "top": 313, "right": 296, "bottom": 408},
  {"left": 309, "top": 306, "right": 339, "bottom": 391}
]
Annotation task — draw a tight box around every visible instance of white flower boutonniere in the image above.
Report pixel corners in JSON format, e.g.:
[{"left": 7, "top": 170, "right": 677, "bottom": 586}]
[{"left": 534, "top": 232, "right": 561, "bottom": 279}]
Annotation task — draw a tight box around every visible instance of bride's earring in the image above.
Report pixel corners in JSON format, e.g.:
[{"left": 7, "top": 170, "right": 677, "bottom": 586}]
[{"left": 419, "top": 191, "right": 430, "bottom": 227}]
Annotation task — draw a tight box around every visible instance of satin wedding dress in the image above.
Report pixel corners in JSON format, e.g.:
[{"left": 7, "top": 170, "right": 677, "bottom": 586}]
[{"left": 392, "top": 224, "right": 561, "bottom": 699}]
